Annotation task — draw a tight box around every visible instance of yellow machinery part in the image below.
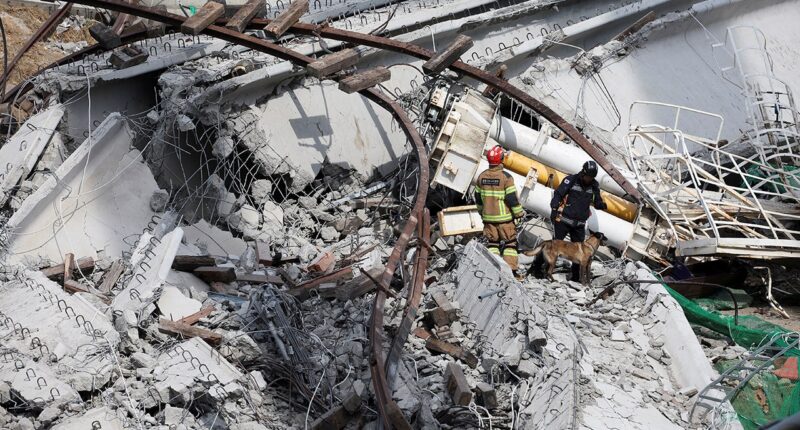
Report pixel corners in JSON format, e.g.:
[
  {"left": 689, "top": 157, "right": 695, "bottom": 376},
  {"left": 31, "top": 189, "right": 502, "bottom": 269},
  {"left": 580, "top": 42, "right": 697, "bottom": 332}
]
[{"left": 503, "top": 151, "right": 639, "bottom": 222}]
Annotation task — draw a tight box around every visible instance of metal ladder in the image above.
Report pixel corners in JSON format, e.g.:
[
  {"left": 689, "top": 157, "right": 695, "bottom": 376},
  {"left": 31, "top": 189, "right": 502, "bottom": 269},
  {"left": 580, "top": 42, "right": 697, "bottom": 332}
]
[
  {"left": 692, "top": 333, "right": 800, "bottom": 418},
  {"left": 712, "top": 26, "right": 800, "bottom": 202}
]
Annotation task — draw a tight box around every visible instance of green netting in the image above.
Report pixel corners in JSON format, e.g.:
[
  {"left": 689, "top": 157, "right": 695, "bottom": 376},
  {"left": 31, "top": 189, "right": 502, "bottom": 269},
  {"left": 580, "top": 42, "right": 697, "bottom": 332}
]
[
  {"left": 714, "top": 361, "right": 800, "bottom": 429},
  {"left": 745, "top": 164, "right": 800, "bottom": 195},
  {"left": 695, "top": 288, "right": 753, "bottom": 312},
  {"left": 665, "top": 284, "right": 795, "bottom": 350},
  {"left": 662, "top": 284, "right": 800, "bottom": 429}
]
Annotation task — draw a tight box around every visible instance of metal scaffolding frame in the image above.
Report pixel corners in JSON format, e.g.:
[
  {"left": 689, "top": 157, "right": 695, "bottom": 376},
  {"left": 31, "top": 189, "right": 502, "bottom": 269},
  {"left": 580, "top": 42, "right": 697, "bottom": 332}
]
[{"left": 625, "top": 101, "right": 800, "bottom": 259}]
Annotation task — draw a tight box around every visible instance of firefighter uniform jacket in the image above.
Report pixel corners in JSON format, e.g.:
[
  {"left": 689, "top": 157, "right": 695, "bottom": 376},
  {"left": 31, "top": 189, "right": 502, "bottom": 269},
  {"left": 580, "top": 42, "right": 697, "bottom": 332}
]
[
  {"left": 474, "top": 165, "right": 524, "bottom": 223},
  {"left": 550, "top": 174, "right": 607, "bottom": 224}
]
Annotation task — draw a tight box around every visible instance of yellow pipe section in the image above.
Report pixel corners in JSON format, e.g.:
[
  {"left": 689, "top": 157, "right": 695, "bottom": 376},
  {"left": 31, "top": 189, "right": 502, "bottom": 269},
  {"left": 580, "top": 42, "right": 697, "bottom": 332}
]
[{"left": 503, "top": 151, "right": 639, "bottom": 222}]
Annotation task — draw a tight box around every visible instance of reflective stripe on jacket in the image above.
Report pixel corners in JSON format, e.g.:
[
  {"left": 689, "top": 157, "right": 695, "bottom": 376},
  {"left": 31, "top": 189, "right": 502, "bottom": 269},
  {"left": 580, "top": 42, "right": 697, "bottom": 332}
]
[{"left": 474, "top": 165, "right": 524, "bottom": 223}]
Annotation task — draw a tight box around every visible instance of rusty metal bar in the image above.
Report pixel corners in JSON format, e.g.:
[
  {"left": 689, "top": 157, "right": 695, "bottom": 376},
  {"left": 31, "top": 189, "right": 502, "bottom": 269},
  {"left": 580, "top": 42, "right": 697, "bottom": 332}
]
[
  {"left": 0, "top": 3, "right": 73, "bottom": 95},
  {"left": 385, "top": 207, "right": 430, "bottom": 386}
]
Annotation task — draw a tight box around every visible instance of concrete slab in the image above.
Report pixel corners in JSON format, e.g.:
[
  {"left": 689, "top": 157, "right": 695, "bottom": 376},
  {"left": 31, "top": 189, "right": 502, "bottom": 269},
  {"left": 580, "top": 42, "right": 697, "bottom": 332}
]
[
  {"left": 113, "top": 228, "right": 184, "bottom": 317},
  {"left": 153, "top": 337, "right": 243, "bottom": 404},
  {"left": 450, "top": 240, "right": 545, "bottom": 366},
  {"left": 247, "top": 80, "right": 409, "bottom": 189},
  {"left": 634, "top": 263, "right": 740, "bottom": 426},
  {"left": 0, "top": 271, "right": 119, "bottom": 392},
  {"left": 51, "top": 406, "right": 125, "bottom": 430},
  {"left": 183, "top": 219, "right": 248, "bottom": 258},
  {"left": 5, "top": 114, "right": 160, "bottom": 265},
  {"left": 0, "top": 105, "right": 64, "bottom": 207},
  {"left": 0, "top": 357, "right": 80, "bottom": 408},
  {"left": 158, "top": 286, "right": 203, "bottom": 320}
]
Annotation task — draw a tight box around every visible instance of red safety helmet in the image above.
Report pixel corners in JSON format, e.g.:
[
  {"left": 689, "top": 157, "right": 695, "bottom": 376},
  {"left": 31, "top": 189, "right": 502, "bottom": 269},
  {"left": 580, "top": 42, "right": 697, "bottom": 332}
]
[{"left": 486, "top": 146, "right": 504, "bottom": 165}]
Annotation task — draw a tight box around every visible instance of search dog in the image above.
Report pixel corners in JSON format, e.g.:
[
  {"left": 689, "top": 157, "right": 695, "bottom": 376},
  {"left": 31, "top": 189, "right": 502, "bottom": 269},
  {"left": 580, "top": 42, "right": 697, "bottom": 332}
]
[{"left": 523, "top": 231, "right": 607, "bottom": 285}]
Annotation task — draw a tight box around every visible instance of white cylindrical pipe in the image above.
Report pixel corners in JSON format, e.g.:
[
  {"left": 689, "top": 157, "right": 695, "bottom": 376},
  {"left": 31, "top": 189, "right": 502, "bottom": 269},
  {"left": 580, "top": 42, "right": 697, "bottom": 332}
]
[
  {"left": 473, "top": 160, "right": 635, "bottom": 250},
  {"left": 488, "top": 115, "right": 640, "bottom": 197}
]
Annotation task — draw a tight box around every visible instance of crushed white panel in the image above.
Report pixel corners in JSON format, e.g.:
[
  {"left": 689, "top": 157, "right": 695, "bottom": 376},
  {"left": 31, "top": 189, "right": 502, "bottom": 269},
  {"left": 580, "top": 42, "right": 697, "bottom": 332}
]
[
  {"left": 112, "top": 228, "right": 184, "bottom": 316},
  {"left": 5, "top": 114, "right": 160, "bottom": 265},
  {"left": 430, "top": 89, "right": 496, "bottom": 195},
  {"left": 153, "top": 337, "right": 243, "bottom": 402},
  {"left": 51, "top": 406, "right": 126, "bottom": 430},
  {"left": 437, "top": 205, "right": 483, "bottom": 236},
  {"left": 0, "top": 104, "right": 64, "bottom": 206}
]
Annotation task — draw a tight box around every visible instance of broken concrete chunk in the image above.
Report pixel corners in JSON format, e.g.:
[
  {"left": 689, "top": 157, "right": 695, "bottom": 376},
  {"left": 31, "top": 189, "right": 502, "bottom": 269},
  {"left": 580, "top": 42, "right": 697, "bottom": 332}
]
[
  {"left": 213, "top": 135, "right": 236, "bottom": 158},
  {"left": 251, "top": 179, "right": 273, "bottom": 202},
  {"left": 176, "top": 114, "right": 196, "bottom": 131},
  {"left": 632, "top": 368, "right": 659, "bottom": 381},
  {"left": 342, "top": 384, "right": 362, "bottom": 413},
  {"left": 610, "top": 330, "right": 627, "bottom": 342},
  {"left": 151, "top": 189, "right": 170, "bottom": 212},
  {"left": 221, "top": 330, "right": 263, "bottom": 362},
  {"left": 131, "top": 352, "right": 157, "bottom": 369},
  {"left": 158, "top": 286, "right": 203, "bottom": 320},
  {"left": 164, "top": 405, "right": 197, "bottom": 426},
  {"left": 320, "top": 226, "right": 340, "bottom": 242}
]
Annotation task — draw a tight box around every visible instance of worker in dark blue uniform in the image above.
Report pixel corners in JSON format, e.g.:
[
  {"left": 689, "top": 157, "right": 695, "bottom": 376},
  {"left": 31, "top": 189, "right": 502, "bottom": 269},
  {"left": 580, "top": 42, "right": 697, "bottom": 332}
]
[{"left": 532, "top": 161, "right": 607, "bottom": 282}]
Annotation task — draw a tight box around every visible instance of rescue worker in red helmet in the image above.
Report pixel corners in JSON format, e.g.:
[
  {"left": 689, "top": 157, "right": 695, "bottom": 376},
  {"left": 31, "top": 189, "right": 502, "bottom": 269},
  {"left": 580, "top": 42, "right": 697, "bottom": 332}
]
[{"left": 474, "top": 145, "right": 526, "bottom": 278}]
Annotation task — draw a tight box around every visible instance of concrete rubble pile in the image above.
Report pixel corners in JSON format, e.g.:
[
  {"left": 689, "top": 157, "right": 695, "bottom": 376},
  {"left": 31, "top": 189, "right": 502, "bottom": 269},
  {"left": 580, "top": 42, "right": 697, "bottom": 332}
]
[{"left": 2, "top": 0, "right": 800, "bottom": 429}]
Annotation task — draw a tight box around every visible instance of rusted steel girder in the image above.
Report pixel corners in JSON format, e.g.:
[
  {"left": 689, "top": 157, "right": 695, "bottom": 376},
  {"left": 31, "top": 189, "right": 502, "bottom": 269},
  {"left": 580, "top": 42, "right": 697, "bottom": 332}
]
[{"left": 0, "top": 3, "right": 73, "bottom": 98}]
